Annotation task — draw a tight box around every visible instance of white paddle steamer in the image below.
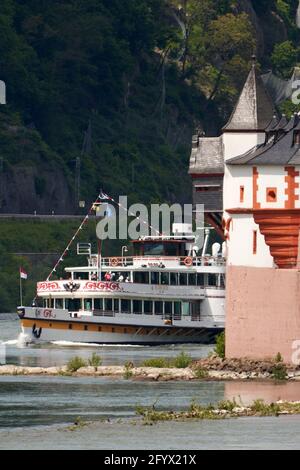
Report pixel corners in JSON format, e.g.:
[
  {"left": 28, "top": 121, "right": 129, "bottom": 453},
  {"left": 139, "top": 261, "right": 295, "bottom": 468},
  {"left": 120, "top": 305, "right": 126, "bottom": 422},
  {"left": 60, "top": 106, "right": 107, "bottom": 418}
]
[{"left": 17, "top": 225, "right": 225, "bottom": 344}]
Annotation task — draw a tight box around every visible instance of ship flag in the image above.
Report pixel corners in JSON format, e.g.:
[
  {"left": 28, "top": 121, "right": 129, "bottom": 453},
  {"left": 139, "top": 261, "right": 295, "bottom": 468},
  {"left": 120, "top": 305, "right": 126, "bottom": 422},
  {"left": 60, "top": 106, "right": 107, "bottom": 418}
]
[{"left": 19, "top": 267, "right": 28, "bottom": 280}]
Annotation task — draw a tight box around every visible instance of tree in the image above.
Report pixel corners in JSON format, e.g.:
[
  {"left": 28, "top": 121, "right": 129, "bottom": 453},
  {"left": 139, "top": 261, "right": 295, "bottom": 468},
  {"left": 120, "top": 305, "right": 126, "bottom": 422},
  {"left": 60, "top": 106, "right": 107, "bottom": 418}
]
[{"left": 271, "top": 40, "right": 299, "bottom": 77}]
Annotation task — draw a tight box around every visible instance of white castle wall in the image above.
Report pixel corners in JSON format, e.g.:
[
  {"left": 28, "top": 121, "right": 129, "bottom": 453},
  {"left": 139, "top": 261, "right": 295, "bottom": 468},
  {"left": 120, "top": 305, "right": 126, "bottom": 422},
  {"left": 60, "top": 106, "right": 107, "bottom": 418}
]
[
  {"left": 223, "top": 132, "right": 265, "bottom": 162},
  {"left": 226, "top": 214, "right": 274, "bottom": 268},
  {"left": 257, "top": 166, "right": 286, "bottom": 209}
]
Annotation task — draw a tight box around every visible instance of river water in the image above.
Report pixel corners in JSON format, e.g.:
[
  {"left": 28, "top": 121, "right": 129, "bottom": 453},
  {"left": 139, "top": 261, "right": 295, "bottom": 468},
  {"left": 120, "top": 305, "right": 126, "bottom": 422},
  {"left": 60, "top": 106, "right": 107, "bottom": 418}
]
[{"left": 1, "top": 314, "right": 300, "bottom": 449}]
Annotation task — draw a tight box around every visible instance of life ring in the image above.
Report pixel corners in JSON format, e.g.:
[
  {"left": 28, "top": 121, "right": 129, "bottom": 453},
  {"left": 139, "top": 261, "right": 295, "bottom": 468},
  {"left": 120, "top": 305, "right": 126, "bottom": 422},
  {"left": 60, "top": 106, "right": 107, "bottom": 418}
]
[
  {"left": 110, "top": 257, "right": 121, "bottom": 267},
  {"left": 183, "top": 256, "right": 193, "bottom": 267}
]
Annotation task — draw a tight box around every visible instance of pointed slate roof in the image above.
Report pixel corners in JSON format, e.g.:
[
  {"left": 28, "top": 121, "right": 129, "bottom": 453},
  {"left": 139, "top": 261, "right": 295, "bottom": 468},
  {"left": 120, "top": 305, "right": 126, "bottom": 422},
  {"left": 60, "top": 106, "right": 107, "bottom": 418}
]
[{"left": 223, "top": 62, "right": 276, "bottom": 132}]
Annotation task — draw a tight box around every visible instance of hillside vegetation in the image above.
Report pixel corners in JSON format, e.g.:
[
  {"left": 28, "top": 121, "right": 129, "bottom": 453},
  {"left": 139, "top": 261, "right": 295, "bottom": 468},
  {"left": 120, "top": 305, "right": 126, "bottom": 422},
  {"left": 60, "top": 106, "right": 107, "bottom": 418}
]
[{"left": 1, "top": 0, "right": 300, "bottom": 311}]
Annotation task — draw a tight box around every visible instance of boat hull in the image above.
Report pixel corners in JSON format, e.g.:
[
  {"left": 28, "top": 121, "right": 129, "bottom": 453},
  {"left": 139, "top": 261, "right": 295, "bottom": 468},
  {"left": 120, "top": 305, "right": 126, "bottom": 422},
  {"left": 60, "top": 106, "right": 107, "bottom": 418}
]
[{"left": 19, "top": 312, "right": 223, "bottom": 345}]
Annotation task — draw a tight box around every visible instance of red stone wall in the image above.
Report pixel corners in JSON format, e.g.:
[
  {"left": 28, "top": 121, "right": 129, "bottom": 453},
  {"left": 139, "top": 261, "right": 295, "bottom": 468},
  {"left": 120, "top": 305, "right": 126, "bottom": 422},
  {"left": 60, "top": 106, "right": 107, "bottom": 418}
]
[{"left": 226, "top": 266, "right": 300, "bottom": 363}]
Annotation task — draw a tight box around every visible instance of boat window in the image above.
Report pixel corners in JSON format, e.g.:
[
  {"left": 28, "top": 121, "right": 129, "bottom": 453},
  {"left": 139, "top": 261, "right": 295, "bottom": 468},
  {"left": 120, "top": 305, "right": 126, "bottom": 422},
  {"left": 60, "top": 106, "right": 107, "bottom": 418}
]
[
  {"left": 191, "top": 302, "right": 201, "bottom": 320},
  {"left": 105, "top": 299, "right": 113, "bottom": 311},
  {"left": 73, "top": 272, "right": 89, "bottom": 280},
  {"left": 174, "top": 302, "right": 181, "bottom": 317},
  {"left": 66, "top": 299, "right": 81, "bottom": 312},
  {"left": 133, "top": 300, "right": 142, "bottom": 314},
  {"left": 160, "top": 272, "right": 169, "bottom": 285},
  {"left": 133, "top": 244, "right": 143, "bottom": 256},
  {"left": 55, "top": 299, "right": 63, "bottom": 309},
  {"left": 84, "top": 299, "right": 92, "bottom": 311},
  {"left": 179, "top": 273, "right": 188, "bottom": 286},
  {"left": 182, "top": 302, "right": 190, "bottom": 316},
  {"left": 197, "top": 273, "right": 205, "bottom": 286},
  {"left": 133, "top": 272, "right": 149, "bottom": 284},
  {"left": 189, "top": 274, "right": 196, "bottom": 286},
  {"left": 113, "top": 299, "right": 119, "bottom": 311},
  {"left": 121, "top": 299, "right": 131, "bottom": 313},
  {"left": 144, "top": 301, "right": 153, "bottom": 315},
  {"left": 150, "top": 272, "right": 159, "bottom": 285},
  {"left": 208, "top": 274, "right": 217, "bottom": 286},
  {"left": 144, "top": 243, "right": 164, "bottom": 256},
  {"left": 164, "top": 243, "right": 178, "bottom": 256},
  {"left": 48, "top": 298, "right": 54, "bottom": 308},
  {"left": 219, "top": 275, "right": 225, "bottom": 289},
  {"left": 165, "top": 302, "right": 172, "bottom": 315},
  {"left": 94, "top": 298, "right": 103, "bottom": 311},
  {"left": 170, "top": 273, "right": 178, "bottom": 285},
  {"left": 154, "top": 301, "right": 163, "bottom": 315}
]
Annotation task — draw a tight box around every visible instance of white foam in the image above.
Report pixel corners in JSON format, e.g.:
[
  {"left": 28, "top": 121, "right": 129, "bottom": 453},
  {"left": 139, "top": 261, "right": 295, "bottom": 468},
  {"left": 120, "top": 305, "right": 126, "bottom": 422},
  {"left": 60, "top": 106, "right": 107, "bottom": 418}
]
[
  {"left": 16, "top": 332, "right": 33, "bottom": 347},
  {"left": 51, "top": 340, "right": 102, "bottom": 348},
  {"left": 51, "top": 340, "right": 143, "bottom": 348},
  {"left": 2, "top": 339, "right": 19, "bottom": 346}
]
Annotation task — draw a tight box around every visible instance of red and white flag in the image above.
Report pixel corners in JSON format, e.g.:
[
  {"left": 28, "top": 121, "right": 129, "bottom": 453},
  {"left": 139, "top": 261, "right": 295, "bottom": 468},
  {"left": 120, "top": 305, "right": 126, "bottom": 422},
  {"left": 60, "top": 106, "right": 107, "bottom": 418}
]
[{"left": 19, "top": 267, "right": 28, "bottom": 280}]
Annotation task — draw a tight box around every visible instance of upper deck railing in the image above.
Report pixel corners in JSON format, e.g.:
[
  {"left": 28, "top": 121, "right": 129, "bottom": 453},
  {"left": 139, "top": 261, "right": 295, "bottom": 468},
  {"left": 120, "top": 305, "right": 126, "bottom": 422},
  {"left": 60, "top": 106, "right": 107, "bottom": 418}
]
[{"left": 87, "top": 255, "right": 226, "bottom": 269}]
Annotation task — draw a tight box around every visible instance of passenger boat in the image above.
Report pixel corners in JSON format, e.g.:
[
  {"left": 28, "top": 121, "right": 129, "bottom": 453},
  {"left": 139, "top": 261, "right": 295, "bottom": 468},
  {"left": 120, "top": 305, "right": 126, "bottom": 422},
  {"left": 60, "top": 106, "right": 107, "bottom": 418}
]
[{"left": 17, "top": 224, "right": 225, "bottom": 345}]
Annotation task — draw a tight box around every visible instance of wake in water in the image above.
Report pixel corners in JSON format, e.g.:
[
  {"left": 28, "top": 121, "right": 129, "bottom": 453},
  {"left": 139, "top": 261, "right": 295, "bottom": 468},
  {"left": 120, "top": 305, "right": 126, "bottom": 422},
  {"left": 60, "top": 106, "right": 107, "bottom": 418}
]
[{"left": 51, "top": 340, "right": 145, "bottom": 348}]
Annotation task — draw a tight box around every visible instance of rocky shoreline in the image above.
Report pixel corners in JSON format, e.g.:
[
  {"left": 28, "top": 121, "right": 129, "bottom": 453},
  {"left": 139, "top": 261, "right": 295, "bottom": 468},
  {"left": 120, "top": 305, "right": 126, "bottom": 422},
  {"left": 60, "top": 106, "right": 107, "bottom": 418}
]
[{"left": 1, "top": 356, "right": 300, "bottom": 381}]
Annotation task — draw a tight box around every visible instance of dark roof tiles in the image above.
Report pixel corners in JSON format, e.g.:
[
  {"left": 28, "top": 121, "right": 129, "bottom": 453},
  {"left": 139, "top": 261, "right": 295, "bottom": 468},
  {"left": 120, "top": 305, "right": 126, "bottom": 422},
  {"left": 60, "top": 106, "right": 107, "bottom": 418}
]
[
  {"left": 223, "top": 65, "right": 276, "bottom": 131},
  {"left": 189, "top": 136, "right": 224, "bottom": 174}
]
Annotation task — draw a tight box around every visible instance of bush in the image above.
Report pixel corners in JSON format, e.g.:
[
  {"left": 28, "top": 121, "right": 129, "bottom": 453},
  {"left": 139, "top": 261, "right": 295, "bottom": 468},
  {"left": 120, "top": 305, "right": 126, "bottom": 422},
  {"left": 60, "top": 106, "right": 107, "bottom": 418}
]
[
  {"left": 214, "top": 331, "right": 225, "bottom": 359},
  {"left": 272, "top": 363, "right": 287, "bottom": 381},
  {"left": 123, "top": 361, "right": 134, "bottom": 379},
  {"left": 275, "top": 352, "right": 283, "bottom": 363},
  {"left": 173, "top": 351, "right": 192, "bottom": 369},
  {"left": 142, "top": 358, "right": 170, "bottom": 368},
  {"left": 194, "top": 367, "right": 209, "bottom": 379},
  {"left": 88, "top": 353, "right": 102, "bottom": 370},
  {"left": 67, "top": 356, "right": 87, "bottom": 373}
]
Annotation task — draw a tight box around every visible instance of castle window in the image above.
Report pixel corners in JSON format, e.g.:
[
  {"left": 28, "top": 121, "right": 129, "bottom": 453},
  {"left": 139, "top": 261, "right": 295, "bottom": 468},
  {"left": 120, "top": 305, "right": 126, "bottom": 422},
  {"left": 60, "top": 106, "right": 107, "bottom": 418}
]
[
  {"left": 240, "top": 186, "right": 245, "bottom": 203},
  {"left": 266, "top": 187, "right": 277, "bottom": 203},
  {"left": 253, "top": 231, "right": 257, "bottom": 255},
  {"left": 195, "top": 185, "right": 221, "bottom": 192},
  {"left": 294, "top": 131, "right": 300, "bottom": 146}
]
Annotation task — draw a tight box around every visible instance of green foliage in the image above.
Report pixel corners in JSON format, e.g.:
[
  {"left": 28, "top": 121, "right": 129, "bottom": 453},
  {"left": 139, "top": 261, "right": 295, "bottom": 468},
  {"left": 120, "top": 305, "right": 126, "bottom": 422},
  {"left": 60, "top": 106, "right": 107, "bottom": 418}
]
[
  {"left": 194, "top": 367, "right": 209, "bottom": 379},
  {"left": 66, "top": 356, "right": 87, "bottom": 373},
  {"left": 272, "top": 363, "right": 287, "bottom": 381},
  {"left": 0, "top": 0, "right": 298, "bottom": 214},
  {"left": 271, "top": 352, "right": 287, "bottom": 380},
  {"left": 217, "top": 398, "right": 238, "bottom": 412},
  {"left": 0, "top": 218, "right": 124, "bottom": 312},
  {"left": 173, "top": 351, "right": 192, "bottom": 369},
  {"left": 88, "top": 353, "right": 102, "bottom": 370},
  {"left": 271, "top": 41, "right": 299, "bottom": 77},
  {"left": 214, "top": 331, "right": 225, "bottom": 359},
  {"left": 142, "top": 357, "right": 170, "bottom": 368},
  {"left": 279, "top": 99, "right": 300, "bottom": 118},
  {"left": 123, "top": 361, "right": 134, "bottom": 379},
  {"left": 141, "top": 351, "right": 192, "bottom": 369},
  {"left": 135, "top": 398, "right": 300, "bottom": 423},
  {"left": 275, "top": 352, "right": 283, "bottom": 363},
  {"left": 250, "top": 399, "right": 281, "bottom": 416}
]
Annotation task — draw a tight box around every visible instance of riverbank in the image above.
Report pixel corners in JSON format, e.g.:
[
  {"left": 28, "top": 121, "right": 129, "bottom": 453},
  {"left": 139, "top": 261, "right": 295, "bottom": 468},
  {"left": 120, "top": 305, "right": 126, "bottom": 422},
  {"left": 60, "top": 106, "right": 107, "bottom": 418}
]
[{"left": 0, "top": 357, "right": 299, "bottom": 381}]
